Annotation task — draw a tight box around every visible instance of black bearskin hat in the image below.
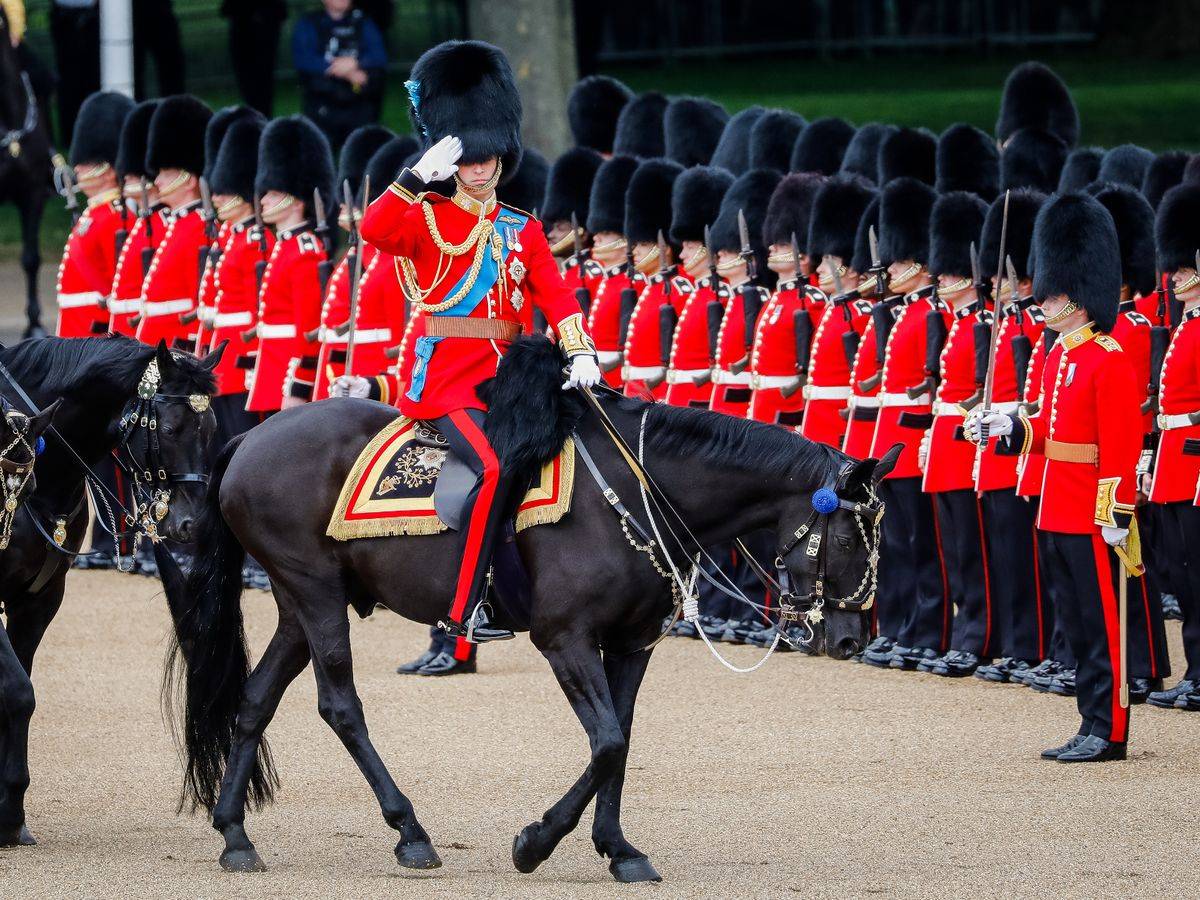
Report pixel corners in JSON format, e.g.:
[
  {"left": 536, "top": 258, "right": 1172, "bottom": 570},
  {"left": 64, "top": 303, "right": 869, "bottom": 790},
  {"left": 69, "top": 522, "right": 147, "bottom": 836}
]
[
  {"left": 366, "top": 136, "right": 424, "bottom": 203},
  {"left": 1001, "top": 129, "right": 1067, "bottom": 192},
  {"left": 979, "top": 188, "right": 1045, "bottom": 282},
  {"left": 762, "top": 172, "right": 824, "bottom": 250},
  {"left": 407, "top": 40, "right": 522, "bottom": 183},
  {"left": 935, "top": 123, "right": 999, "bottom": 199},
  {"left": 568, "top": 75, "right": 632, "bottom": 154},
  {"left": 69, "top": 91, "right": 135, "bottom": 168},
  {"left": 809, "top": 175, "right": 876, "bottom": 265},
  {"left": 586, "top": 155, "right": 639, "bottom": 236},
  {"left": 1156, "top": 183, "right": 1200, "bottom": 273},
  {"left": 710, "top": 106, "right": 765, "bottom": 176},
  {"left": 839, "top": 123, "right": 895, "bottom": 185},
  {"left": 498, "top": 147, "right": 549, "bottom": 214},
  {"left": 612, "top": 91, "right": 668, "bottom": 159},
  {"left": 929, "top": 191, "right": 987, "bottom": 278},
  {"left": 670, "top": 165, "right": 734, "bottom": 244},
  {"left": 790, "top": 117, "right": 855, "bottom": 176},
  {"left": 146, "top": 94, "right": 212, "bottom": 176},
  {"left": 1093, "top": 183, "right": 1156, "bottom": 296},
  {"left": 879, "top": 177, "right": 936, "bottom": 265},
  {"left": 115, "top": 100, "right": 158, "bottom": 180},
  {"left": 1097, "top": 144, "right": 1154, "bottom": 190},
  {"left": 255, "top": 115, "right": 335, "bottom": 216},
  {"left": 336, "top": 124, "right": 396, "bottom": 204},
  {"left": 541, "top": 146, "right": 603, "bottom": 227},
  {"left": 749, "top": 110, "right": 806, "bottom": 173},
  {"left": 1142, "top": 151, "right": 1189, "bottom": 211},
  {"left": 1184, "top": 155, "right": 1200, "bottom": 186},
  {"left": 664, "top": 97, "right": 729, "bottom": 168},
  {"left": 709, "top": 169, "right": 782, "bottom": 275},
  {"left": 1058, "top": 147, "right": 1103, "bottom": 193},
  {"left": 878, "top": 127, "right": 936, "bottom": 185},
  {"left": 851, "top": 195, "right": 881, "bottom": 275},
  {"left": 1032, "top": 192, "right": 1120, "bottom": 331},
  {"left": 624, "top": 158, "right": 684, "bottom": 246},
  {"left": 209, "top": 117, "right": 264, "bottom": 202},
  {"left": 996, "top": 61, "right": 1079, "bottom": 148},
  {"left": 204, "top": 106, "right": 264, "bottom": 183}
]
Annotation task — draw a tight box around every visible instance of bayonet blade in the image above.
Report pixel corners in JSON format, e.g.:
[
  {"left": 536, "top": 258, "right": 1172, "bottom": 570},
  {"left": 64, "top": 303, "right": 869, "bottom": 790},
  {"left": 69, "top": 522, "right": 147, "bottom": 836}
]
[
  {"left": 868, "top": 225, "right": 880, "bottom": 269},
  {"left": 252, "top": 194, "right": 264, "bottom": 229},
  {"left": 704, "top": 224, "right": 719, "bottom": 281},
  {"left": 656, "top": 228, "right": 669, "bottom": 271},
  {"left": 571, "top": 211, "right": 582, "bottom": 258},
  {"left": 831, "top": 263, "right": 846, "bottom": 298},
  {"left": 737, "top": 209, "right": 751, "bottom": 256},
  {"left": 969, "top": 240, "right": 981, "bottom": 289},
  {"left": 199, "top": 177, "right": 213, "bottom": 218},
  {"left": 993, "top": 190, "right": 1011, "bottom": 303},
  {"left": 1005, "top": 255, "right": 1019, "bottom": 308},
  {"left": 1195, "top": 249, "right": 1199, "bottom": 273},
  {"left": 791, "top": 231, "right": 802, "bottom": 271},
  {"left": 342, "top": 179, "right": 356, "bottom": 231}
]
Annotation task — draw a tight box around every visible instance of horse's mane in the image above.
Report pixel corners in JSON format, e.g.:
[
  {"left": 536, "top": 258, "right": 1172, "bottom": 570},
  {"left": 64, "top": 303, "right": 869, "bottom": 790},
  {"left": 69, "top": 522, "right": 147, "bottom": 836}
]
[
  {"left": 636, "top": 399, "right": 847, "bottom": 485},
  {"left": 1, "top": 336, "right": 215, "bottom": 397}
]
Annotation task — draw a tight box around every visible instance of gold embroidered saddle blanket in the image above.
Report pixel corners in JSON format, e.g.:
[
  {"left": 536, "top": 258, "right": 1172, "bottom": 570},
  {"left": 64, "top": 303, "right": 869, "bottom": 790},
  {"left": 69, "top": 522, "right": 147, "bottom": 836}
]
[{"left": 327, "top": 416, "right": 575, "bottom": 541}]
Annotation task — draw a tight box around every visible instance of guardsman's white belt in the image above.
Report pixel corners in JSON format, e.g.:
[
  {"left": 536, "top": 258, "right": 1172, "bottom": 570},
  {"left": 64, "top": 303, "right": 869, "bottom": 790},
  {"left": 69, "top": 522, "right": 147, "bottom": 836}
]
[
  {"left": 752, "top": 374, "right": 800, "bottom": 390},
  {"left": 322, "top": 328, "right": 391, "bottom": 346},
  {"left": 803, "top": 384, "right": 851, "bottom": 400},
  {"left": 257, "top": 323, "right": 297, "bottom": 339},
  {"left": 623, "top": 364, "right": 666, "bottom": 381},
  {"left": 665, "top": 367, "right": 709, "bottom": 384},
  {"left": 106, "top": 298, "right": 142, "bottom": 314},
  {"left": 712, "top": 368, "right": 752, "bottom": 386},
  {"left": 56, "top": 291, "right": 103, "bottom": 309},
  {"left": 1158, "top": 411, "right": 1200, "bottom": 430},
  {"left": 142, "top": 298, "right": 193, "bottom": 317},
  {"left": 878, "top": 391, "right": 931, "bottom": 407},
  {"left": 211, "top": 311, "right": 253, "bottom": 328},
  {"left": 596, "top": 350, "right": 624, "bottom": 368},
  {"left": 848, "top": 394, "right": 879, "bottom": 409}
]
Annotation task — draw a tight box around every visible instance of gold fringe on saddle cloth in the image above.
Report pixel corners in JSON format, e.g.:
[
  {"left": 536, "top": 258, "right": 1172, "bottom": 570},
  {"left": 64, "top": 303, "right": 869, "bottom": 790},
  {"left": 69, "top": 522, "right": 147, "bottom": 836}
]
[{"left": 326, "top": 415, "right": 575, "bottom": 541}]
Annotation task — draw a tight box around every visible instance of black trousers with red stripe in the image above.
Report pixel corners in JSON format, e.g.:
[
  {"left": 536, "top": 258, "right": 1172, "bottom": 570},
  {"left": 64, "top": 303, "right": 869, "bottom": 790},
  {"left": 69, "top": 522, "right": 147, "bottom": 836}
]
[
  {"left": 1041, "top": 531, "right": 1130, "bottom": 743},
  {"left": 1124, "top": 510, "right": 1170, "bottom": 682},
  {"left": 1159, "top": 501, "right": 1200, "bottom": 680},
  {"left": 881, "top": 477, "right": 950, "bottom": 651},
  {"left": 1032, "top": 516, "right": 1074, "bottom": 667},
  {"left": 936, "top": 490, "right": 995, "bottom": 657},
  {"left": 982, "top": 490, "right": 1050, "bottom": 661},
  {"left": 433, "top": 408, "right": 518, "bottom": 630}
]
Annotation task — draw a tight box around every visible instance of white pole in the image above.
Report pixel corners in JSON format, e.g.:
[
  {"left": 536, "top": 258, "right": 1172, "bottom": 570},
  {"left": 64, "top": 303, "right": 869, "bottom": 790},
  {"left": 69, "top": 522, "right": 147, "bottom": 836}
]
[{"left": 100, "top": 0, "right": 135, "bottom": 97}]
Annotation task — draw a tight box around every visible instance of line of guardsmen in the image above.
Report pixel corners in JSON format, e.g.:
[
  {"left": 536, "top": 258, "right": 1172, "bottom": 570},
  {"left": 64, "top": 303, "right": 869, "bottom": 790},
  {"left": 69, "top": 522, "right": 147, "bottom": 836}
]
[{"left": 51, "top": 63, "right": 1200, "bottom": 730}]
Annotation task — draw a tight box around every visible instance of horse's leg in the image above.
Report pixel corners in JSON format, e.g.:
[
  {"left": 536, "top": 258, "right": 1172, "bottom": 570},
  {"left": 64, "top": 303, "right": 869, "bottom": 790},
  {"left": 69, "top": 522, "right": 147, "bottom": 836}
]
[
  {"left": 211, "top": 611, "right": 311, "bottom": 873},
  {"left": 15, "top": 188, "right": 44, "bottom": 337},
  {"left": 303, "top": 605, "right": 440, "bottom": 870},
  {"left": 590, "top": 648, "right": 658, "bottom": 882},
  {"left": 512, "top": 641, "right": 636, "bottom": 877}
]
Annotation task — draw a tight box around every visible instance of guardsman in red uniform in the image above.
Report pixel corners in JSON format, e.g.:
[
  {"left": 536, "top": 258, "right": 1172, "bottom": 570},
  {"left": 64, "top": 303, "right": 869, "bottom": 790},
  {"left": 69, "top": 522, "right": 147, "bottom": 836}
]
[
  {"left": 970, "top": 192, "right": 1141, "bottom": 763},
  {"left": 346, "top": 41, "right": 601, "bottom": 644},
  {"left": 245, "top": 115, "right": 334, "bottom": 414},
  {"left": 970, "top": 189, "right": 1053, "bottom": 685},
  {"left": 56, "top": 91, "right": 134, "bottom": 339},
  {"left": 708, "top": 169, "right": 780, "bottom": 418},
  {"left": 541, "top": 146, "right": 604, "bottom": 302},
  {"left": 916, "top": 191, "right": 992, "bottom": 677},
  {"left": 585, "top": 155, "right": 640, "bottom": 387},
  {"left": 136, "top": 95, "right": 213, "bottom": 350},
  {"left": 619, "top": 158, "right": 689, "bottom": 400},
  {"left": 1146, "top": 183, "right": 1200, "bottom": 710},
  {"left": 745, "top": 172, "right": 826, "bottom": 426},
  {"left": 664, "top": 166, "right": 734, "bottom": 410}
]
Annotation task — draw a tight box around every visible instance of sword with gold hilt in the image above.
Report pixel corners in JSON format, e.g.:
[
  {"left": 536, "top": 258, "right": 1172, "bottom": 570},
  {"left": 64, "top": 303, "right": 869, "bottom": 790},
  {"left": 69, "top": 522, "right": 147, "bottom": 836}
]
[
  {"left": 343, "top": 175, "right": 368, "bottom": 377},
  {"left": 1113, "top": 530, "right": 1144, "bottom": 709},
  {"left": 978, "top": 190, "right": 1011, "bottom": 441}
]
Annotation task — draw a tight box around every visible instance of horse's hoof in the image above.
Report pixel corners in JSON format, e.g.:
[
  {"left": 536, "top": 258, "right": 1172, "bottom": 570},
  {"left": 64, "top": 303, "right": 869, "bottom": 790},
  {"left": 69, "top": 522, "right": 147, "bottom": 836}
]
[
  {"left": 511, "top": 823, "right": 544, "bottom": 874},
  {"left": 219, "top": 847, "right": 267, "bottom": 873},
  {"left": 0, "top": 825, "right": 36, "bottom": 847},
  {"left": 395, "top": 840, "right": 442, "bottom": 870},
  {"left": 610, "top": 856, "right": 662, "bottom": 883}
]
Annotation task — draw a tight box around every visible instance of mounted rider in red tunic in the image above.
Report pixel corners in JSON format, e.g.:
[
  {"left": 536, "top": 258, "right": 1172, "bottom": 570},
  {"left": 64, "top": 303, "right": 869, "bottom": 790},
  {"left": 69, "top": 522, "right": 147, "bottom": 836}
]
[{"left": 337, "top": 41, "right": 601, "bottom": 643}]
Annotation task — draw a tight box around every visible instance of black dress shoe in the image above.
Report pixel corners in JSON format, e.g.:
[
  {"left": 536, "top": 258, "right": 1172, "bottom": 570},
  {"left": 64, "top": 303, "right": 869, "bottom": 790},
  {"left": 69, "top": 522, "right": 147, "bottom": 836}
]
[
  {"left": 1147, "top": 679, "right": 1195, "bottom": 708},
  {"left": 860, "top": 637, "right": 897, "bottom": 668},
  {"left": 697, "top": 616, "right": 728, "bottom": 640},
  {"left": 1040, "top": 733, "right": 1086, "bottom": 760},
  {"left": 746, "top": 624, "right": 778, "bottom": 647},
  {"left": 417, "top": 652, "right": 478, "bottom": 676},
  {"left": 1026, "top": 659, "right": 1064, "bottom": 692},
  {"left": 929, "top": 650, "right": 983, "bottom": 677},
  {"left": 397, "top": 647, "right": 440, "bottom": 675},
  {"left": 1174, "top": 687, "right": 1200, "bottom": 711},
  {"left": 1047, "top": 668, "right": 1076, "bottom": 696},
  {"left": 1162, "top": 593, "right": 1183, "bottom": 621},
  {"left": 890, "top": 646, "right": 939, "bottom": 670},
  {"left": 1056, "top": 735, "right": 1126, "bottom": 762},
  {"left": 1128, "top": 677, "right": 1163, "bottom": 705},
  {"left": 443, "top": 606, "right": 514, "bottom": 644}
]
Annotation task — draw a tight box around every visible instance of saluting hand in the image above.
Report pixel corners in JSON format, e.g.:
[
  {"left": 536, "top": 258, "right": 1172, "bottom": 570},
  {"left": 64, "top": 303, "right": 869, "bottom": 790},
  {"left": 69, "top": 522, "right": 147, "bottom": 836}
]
[{"left": 413, "top": 135, "right": 463, "bottom": 184}]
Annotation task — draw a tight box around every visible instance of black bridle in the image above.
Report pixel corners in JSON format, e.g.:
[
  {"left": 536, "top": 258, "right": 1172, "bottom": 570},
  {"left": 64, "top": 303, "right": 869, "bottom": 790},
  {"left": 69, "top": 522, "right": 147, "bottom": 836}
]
[{"left": 0, "top": 398, "right": 44, "bottom": 549}]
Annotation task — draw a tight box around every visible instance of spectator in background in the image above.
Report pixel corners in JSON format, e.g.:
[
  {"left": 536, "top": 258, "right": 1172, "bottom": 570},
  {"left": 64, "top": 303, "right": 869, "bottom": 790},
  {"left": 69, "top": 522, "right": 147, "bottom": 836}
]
[
  {"left": 132, "top": 0, "right": 185, "bottom": 98},
  {"left": 222, "top": 0, "right": 288, "bottom": 117},
  {"left": 48, "top": 0, "right": 100, "bottom": 145},
  {"left": 293, "top": 0, "right": 387, "bottom": 151}
]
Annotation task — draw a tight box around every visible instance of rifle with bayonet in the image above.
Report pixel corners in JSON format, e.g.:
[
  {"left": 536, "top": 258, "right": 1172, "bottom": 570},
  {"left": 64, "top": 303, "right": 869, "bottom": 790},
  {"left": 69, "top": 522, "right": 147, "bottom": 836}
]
[
  {"left": 313, "top": 187, "right": 334, "bottom": 300},
  {"left": 701, "top": 224, "right": 722, "bottom": 385},
  {"left": 831, "top": 264, "right": 861, "bottom": 372},
  {"left": 782, "top": 233, "right": 815, "bottom": 400},
  {"left": 732, "top": 209, "right": 763, "bottom": 376},
  {"left": 239, "top": 196, "right": 271, "bottom": 343},
  {"left": 138, "top": 177, "right": 156, "bottom": 278},
  {"left": 908, "top": 269, "right": 948, "bottom": 401},
  {"left": 182, "top": 177, "right": 218, "bottom": 327},
  {"left": 978, "top": 190, "right": 1011, "bottom": 441},
  {"left": 617, "top": 239, "right": 639, "bottom": 352},
  {"left": 62, "top": 164, "right": 80, "bottom": 226},
  {"left": 860, "top": 225, "right": 891, "bottom": 394},
  {"left": 570, "top": 212, "right": 592, "bottom": 315},
  {"left": 114, "top": 183, "right": 130, "bottom": 268},
  {"left": 648, "top": 229, "right": 673, "bottom": 389},
  {"left": 343, "top": 177, "right": 367, "bottom": 377},
  {"left": 1143, "top": 267, "right": 1172, "bottom": 417},
  {"left": 1009, "top": 257, "right": 1034, "bottom": 403},
  {"left": 963, "top": 241, "right": 989, "bottom": 410}
]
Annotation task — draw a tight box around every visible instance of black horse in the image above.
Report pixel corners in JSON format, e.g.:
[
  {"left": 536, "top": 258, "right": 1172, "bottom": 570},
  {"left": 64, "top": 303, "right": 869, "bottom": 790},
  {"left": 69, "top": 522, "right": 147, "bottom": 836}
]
[
  {"left": 0, "top": 335, "right": 219, "bottom": 846},
  {"left": 0, "top": 10, "right": 54, "bottom": 338},
  {"left": 168, "top": 337, "right": 899, "bottom": 883}
]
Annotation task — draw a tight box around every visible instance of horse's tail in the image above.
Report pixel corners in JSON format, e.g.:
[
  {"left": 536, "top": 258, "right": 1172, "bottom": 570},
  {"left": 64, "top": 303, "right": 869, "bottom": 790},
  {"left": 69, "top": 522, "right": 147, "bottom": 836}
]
[{"left": 163, "top": 433, "right": 277, "bottom": 815}]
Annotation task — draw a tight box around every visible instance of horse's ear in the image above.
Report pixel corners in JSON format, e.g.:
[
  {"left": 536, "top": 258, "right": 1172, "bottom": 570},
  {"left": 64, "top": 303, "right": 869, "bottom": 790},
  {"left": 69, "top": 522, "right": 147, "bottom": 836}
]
[
  {"left": 843, "top": 457, "right": 878, "bottom": 493},
  {"left": 201, "top": 341, "right": 227, "bottom": 370},
  {"left": 29, "top": 399, "right": 61, "bottom": 437},
  {"left": 155, "top": 339, "right": 173, "bottom": 374},
  {"left": 871, "top": 443, "right": 903, "bottom": 484}
]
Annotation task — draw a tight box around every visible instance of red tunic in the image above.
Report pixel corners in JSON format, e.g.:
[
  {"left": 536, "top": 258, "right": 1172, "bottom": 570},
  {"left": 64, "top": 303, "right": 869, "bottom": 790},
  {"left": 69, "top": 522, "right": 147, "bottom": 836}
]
[
  {"left": 589, "top": 263, "right": 639, "bottom": 388},
  {"left": 665, "top": 275, "right": 727, "bottom": 408},
  {"left": 562, "top": 254, "right": 605, "bottom": 306},
  {"left": 56, "top": 191, "right": 123, "bottom": 338},
  {"left": 108, "top": 205, "right": 166, "bottom": 336},
  {"left": 801, "top": 297, "right": 870, "bottom": 448},
  {"left": 841, "top": 302, "right": 887, "bottom": 459},
  {"left": 245, "top": 225, "right": 325, "bottom": 412},
  {"left": 748, "top": 282, "right": 823, "bottom": 428},
  {"left": 1108, "top": 303, "right": 1154, "bottom": 435},
  {"left": 1148, "top": 308, "right": 1200, "bottom": 503},
  {"left": 360, "top": 175, "right": 591, "bottom": 421},
  {"left": 869, "top": 290, "right": 949, "bottom": 479},
  {"left": 205, "top": 217, "right": 272, "bottom": 397},
  {"left": 136, "top": 202, "right": 205, "bottom": 349},
  {"left": 1015, "top": 333, "right": 1049, "bottom": 499},
  {"left": 622, "top": 271, "right": 692, "bottom": 401},
  {"left": 312, "top": 249, "right": 354, "bottom": 401},
  {"left": 191, "top": 220, "right": 229, "bottom": 350},
  {"left": 923, "top": 303, "right": 985, "bottom": 493},
  {"left": 1004, "top": 324, "right": 1141, "bottom": 533},
  {"left": 710, "top": 283, "right": 772, "bottom": 417}
]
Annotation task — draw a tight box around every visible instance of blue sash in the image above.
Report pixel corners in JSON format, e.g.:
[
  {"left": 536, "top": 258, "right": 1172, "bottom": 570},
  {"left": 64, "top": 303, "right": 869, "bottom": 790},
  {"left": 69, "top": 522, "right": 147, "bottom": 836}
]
[{"left": 407, "top": 208, "right": 529, "bottom": 402}]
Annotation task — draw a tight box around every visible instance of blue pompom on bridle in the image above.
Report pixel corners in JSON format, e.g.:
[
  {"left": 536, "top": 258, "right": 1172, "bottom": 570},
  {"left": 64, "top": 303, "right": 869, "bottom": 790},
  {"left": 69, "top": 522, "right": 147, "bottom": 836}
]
[
  {"left": 35, "top": 435, "right": 45, "bottom": 455},
  {"left": 812, "top": 487, "right": 840, "bottom": 515}
]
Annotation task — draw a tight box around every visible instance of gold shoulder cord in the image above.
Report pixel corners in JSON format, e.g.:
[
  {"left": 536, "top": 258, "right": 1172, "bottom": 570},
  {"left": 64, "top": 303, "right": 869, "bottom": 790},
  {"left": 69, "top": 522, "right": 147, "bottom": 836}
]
[{"left": 398, "top": 201, "right": 496, "bottom": 313}]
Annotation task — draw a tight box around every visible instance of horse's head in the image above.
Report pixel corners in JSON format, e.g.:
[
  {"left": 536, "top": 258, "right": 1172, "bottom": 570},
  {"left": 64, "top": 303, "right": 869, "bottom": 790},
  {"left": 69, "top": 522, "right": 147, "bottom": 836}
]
[
  {"left": 119, "top": 342, "right": 220, "bottom": 543},
  {"left": 0, "top": 397, "right": 58, "bottom": 517},
  {"left": 775, "top": 444, "right": 901, "bottom": 660}
]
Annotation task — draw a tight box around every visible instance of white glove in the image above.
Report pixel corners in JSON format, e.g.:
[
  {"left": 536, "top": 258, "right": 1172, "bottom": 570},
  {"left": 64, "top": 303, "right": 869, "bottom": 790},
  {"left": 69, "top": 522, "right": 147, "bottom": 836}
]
[
  {"left": 412, "top": 135, "right": 462, "bottom": 184},
  {"left": 963, "top": 408, "right": 1014, "bottom": 443},
  {"left": 1102, "top": 526, "right": 1129, "bottom": 548},
  {"left": 563, "top": 355, "right": 602, "bottom": 391},
  {"left": 331, "top": 375, "right": 370, "bottom": 399},
  {"left": 918, "top": 429, "right": 931, "bottom": 472}
]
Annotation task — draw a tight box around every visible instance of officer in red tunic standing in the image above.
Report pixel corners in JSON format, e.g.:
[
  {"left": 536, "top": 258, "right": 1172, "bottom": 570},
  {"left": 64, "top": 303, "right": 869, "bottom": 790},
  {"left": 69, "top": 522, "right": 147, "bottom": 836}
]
[
  {"left": 349, "top": 41, "right": 601, "bottom": 643},
  {"left": 56, "top": 91, "right": 134, "bottom": 339},
  {"left": 970, "top": 192, "right": 1142, "bottom": 762}
]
